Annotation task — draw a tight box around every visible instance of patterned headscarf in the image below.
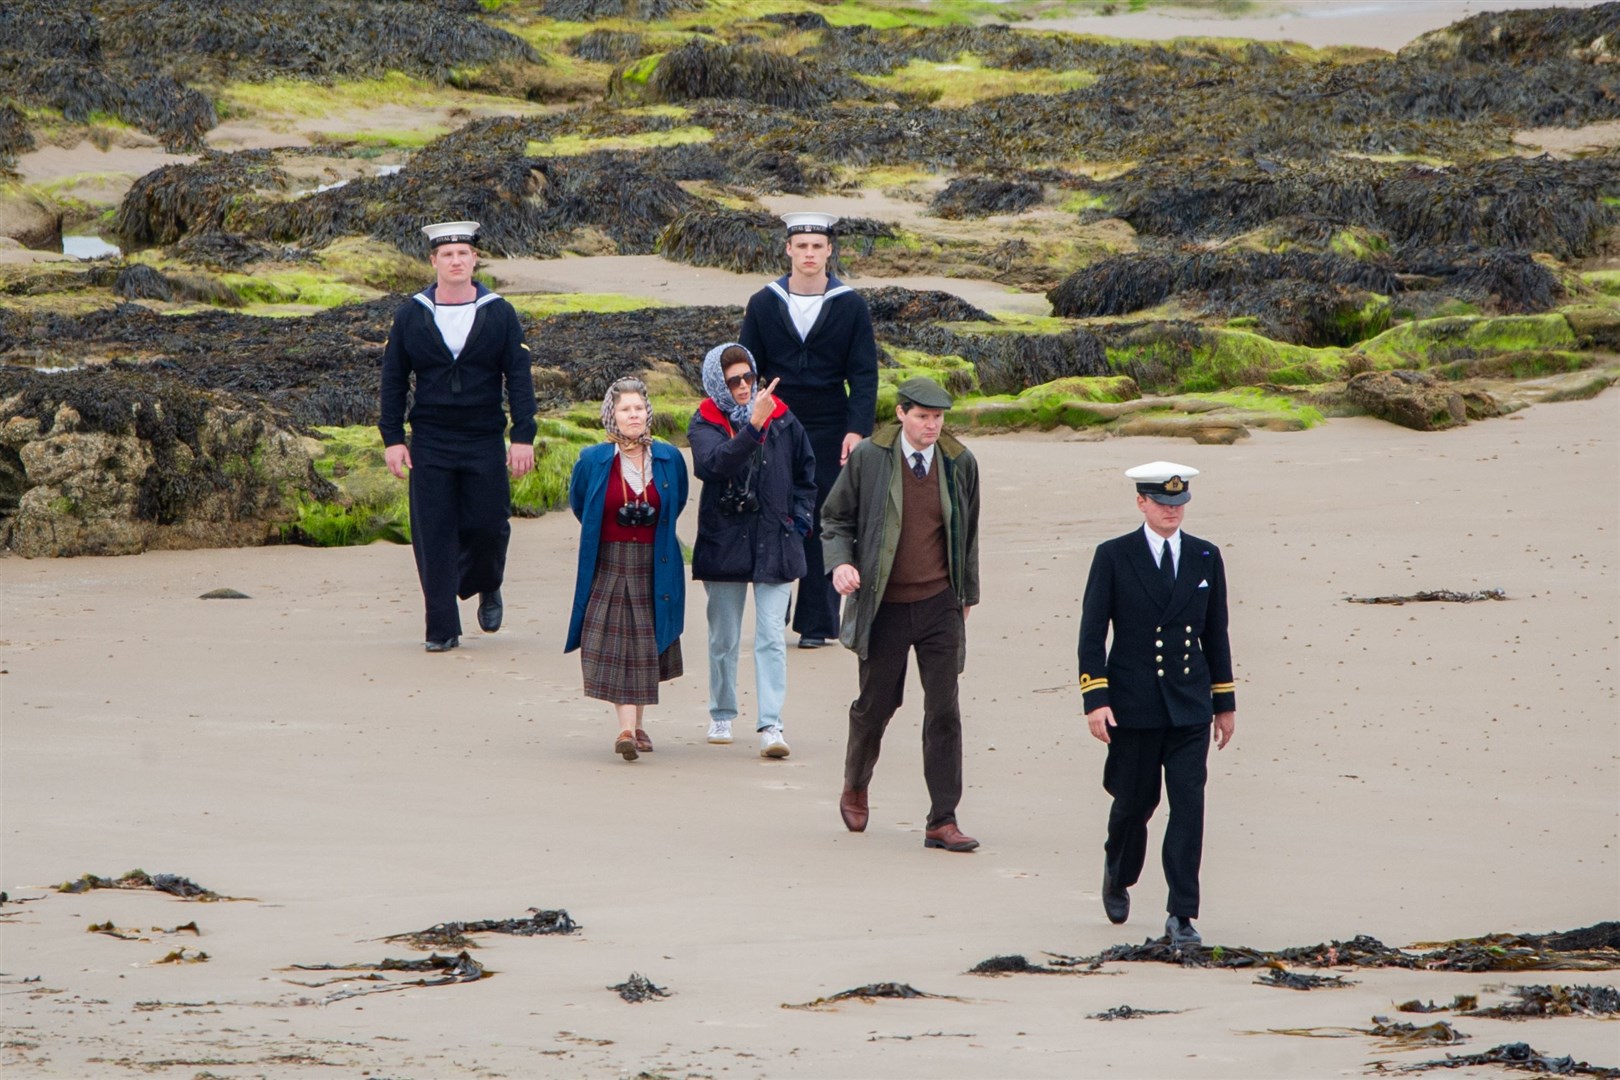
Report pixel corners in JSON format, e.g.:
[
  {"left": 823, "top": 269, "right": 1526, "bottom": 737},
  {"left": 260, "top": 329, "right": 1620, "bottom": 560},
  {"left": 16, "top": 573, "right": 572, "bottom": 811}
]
[
  {"left": 601, "top": 376, "right": 654, "bottom": 447},
  {"left": 702, "top": 342, "right": 756, "bottom": 430}
]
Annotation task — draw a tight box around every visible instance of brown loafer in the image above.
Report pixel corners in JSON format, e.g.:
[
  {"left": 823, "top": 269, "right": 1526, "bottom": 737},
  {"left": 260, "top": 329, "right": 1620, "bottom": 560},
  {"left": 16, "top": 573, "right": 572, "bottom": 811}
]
[
  {"left": 839, "top": 785, "right": 868, "bottom": 833},
  {"left": 634, "top": 728, "right": 654, "bottom": 753},
  {"left": 923, "top": 823, "right": 979, "bottom": 852},
  {"left": 614, "top": 730, "right": 638, "bottom": 761}
]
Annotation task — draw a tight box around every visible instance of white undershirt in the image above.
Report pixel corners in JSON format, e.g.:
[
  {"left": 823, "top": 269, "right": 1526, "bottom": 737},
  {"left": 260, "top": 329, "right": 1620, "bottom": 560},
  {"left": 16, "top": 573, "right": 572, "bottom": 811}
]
[
  {"left": 1142, "top": 524, "right": 1181, "bottom": 574},
  {"left": 786, "top": 291, "right": 825, "bottom": 340},
  {"left": 432, "top": 301, "right": 476, "bottom": 359}
]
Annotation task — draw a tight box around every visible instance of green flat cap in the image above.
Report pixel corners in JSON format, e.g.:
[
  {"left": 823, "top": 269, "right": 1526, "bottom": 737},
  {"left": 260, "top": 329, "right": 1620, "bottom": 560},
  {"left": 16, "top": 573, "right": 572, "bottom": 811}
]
[{"left": 895, "top": 377, "right": 953, "bottom": 410}]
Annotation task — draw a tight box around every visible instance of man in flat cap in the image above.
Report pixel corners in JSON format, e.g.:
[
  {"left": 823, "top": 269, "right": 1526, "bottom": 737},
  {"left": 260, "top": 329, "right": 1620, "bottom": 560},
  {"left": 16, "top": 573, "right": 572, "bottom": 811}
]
[
  {"left": 740, "top": 211, "right": 878, "bottom": 649},
  {"left": 1078, "top": 462, "right": 1236, "bottom": 945},
  {"left": 379, "top": 221, "right": 536, "bottom": 652},
  {"left": 822, "top": 377, "right": 981, "bottom": 852}
]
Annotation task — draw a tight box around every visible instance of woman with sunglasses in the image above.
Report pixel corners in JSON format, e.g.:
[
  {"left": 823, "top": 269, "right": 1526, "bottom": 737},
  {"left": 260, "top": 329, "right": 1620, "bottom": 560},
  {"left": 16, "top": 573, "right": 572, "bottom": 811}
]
[
  {"left": 566, "top": 376, "right": 689, "bottom": 761},
  {"left": 688, "top": 343, "right": 817, "bottom": 758}
]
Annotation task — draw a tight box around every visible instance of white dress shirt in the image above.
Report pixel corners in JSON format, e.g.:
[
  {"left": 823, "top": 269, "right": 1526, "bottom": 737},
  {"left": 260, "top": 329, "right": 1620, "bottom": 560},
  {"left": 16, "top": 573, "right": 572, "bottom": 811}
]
[{"left": 1142, "top": 523, "right": 1181, "bottom": 574}]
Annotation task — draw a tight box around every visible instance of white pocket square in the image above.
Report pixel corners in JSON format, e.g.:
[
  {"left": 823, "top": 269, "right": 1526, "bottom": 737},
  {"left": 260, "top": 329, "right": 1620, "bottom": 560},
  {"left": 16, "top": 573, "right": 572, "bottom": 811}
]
[{"left": 1198, "top": 579, "right": 1209, "bottom": 588}]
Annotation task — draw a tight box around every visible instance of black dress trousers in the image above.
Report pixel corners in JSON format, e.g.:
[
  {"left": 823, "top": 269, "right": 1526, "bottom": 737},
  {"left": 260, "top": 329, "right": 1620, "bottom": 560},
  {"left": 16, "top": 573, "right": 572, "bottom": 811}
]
[
  {"left": 407, "top": 427, "right": 511, "bottom": 642},
  {"left": 844, "top": 588, "right": 964, "bottom": 830},
  {"left": 1102, "top": 722, "right": 1210, "bottom": 919}
]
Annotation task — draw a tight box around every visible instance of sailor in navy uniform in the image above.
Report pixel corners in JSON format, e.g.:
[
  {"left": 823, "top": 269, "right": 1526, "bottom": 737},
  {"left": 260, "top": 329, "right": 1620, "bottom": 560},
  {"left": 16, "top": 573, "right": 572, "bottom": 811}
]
[
  {"left": 1078, "top": 462, "right": 1237, "bottom": 946},
  {"left": 379, "top": 220, "right": 538, "bottom": 652},
  {"left": 739, "top": 211, "right": 878, "bottom": 648}
]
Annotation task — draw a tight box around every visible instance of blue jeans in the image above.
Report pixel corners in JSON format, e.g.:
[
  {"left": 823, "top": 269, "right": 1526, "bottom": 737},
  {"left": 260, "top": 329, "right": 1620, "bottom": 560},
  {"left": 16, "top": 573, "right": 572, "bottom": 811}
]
[{"left": 704, "top": 580, "right": 793, "bottom": 731}]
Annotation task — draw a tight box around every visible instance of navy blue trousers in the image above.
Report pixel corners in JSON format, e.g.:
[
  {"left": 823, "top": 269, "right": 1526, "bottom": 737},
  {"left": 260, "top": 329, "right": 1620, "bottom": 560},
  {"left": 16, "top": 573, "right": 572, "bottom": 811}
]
[
  {"left": 407, "top": 429, "right": 510, "bottom": 643},
  {"left": 793, "top": 423, "right": 845, "bottom": 640},
  {"left": 1102, "top": 722, "right": 1210, "bottom": 919}
]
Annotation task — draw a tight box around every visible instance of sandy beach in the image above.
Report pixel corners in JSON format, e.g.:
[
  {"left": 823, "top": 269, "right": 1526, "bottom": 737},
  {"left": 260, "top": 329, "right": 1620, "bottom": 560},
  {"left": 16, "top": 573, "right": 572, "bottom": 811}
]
[{"left": 3, "top": 393, "right": 1616, "bottom": 1078}]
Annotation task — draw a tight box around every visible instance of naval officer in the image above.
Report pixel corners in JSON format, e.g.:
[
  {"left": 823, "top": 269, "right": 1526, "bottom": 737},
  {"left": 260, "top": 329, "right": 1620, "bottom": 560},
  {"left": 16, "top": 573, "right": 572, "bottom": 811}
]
[
  {"left": 1078, "top": 462, "right": 1236, "bottom": 946},
  {"left": 739, "top": 211, "right": 878, "bottom": 648},
  {"left": 379, "top": 220, "right": 537, "bottom": 652}
]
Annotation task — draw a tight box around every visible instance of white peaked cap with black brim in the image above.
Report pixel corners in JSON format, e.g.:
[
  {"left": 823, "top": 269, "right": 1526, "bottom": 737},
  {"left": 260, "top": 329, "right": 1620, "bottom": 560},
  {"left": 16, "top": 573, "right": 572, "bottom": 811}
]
[
  {"left": 422, "top": 220, "right": 481, "bottom": 248},
  {"left": 781, "top": 211, "right": 839, "bottom": 236},
  {"left": 1126, "top": 460, "right": 1199, "bottom": 506}
]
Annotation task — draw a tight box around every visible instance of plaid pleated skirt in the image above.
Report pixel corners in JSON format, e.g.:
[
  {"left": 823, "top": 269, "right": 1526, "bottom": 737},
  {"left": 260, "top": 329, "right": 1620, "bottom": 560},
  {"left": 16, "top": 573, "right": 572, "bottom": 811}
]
[{"left": 580, "top": 541, "right": 683, "bottom": 704}]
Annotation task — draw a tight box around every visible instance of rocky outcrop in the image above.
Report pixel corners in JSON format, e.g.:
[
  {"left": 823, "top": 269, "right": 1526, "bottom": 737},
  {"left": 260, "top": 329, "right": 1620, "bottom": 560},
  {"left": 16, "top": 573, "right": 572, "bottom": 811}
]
[
  {"left": 1345, "top": 369, "right": 1503, "bottom": 431},
  {"left": 0, "top": 184, "right": 62, "bottom": 250},
  {"left": 0, "top": 377, "right": 329, "bottom": 557}
]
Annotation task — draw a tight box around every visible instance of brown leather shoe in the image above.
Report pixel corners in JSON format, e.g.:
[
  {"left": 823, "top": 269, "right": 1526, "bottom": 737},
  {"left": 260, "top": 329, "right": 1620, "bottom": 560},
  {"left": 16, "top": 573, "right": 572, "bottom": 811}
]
[
  {"left": 634, "top": 728, "right": 654, "bottom": 753},
  {"left": 839, "top": 786, "right": 868, "bottom": 833},
  {"left": 614, "top": 730, "right": 638, "bottom": 761},
  {"left": 923, "top": 823, "right": 979, "bottom": 852}
]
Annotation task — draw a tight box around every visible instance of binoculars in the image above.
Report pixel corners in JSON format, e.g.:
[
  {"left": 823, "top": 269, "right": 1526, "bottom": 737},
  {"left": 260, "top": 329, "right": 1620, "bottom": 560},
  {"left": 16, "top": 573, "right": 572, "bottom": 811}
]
[
  {"left": 719, "top": 488, "right": 759, "bottom": 516},
  {"left": 616, "top": 501, "right": 658, "bottom": 527}
]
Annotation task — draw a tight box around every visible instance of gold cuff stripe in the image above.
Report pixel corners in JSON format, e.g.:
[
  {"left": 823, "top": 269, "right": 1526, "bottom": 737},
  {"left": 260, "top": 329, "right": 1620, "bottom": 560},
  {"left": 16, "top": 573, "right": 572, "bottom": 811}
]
[
  {"left": 1079, "top": 676, "right": 1109, "bottom": 692},
  {"left": 1211, "top": 682, "right": 1236, "bottom": 692}
]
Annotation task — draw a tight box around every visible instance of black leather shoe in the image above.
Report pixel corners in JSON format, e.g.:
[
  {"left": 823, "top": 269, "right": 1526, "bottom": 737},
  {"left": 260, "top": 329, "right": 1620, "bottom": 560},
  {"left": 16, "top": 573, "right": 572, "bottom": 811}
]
[
  {"left": 797, "top": 636, "right": 827, "bottom": 649},
  {"left": 424, "top": 636, "right": 460, "bottom": 653},
  {"left": 477, "top": 590, "right": 503, "bottom": 633},
  {"left": 1165, "top": 915, "right": 1202, "bottom": 947},
  {"left": 1102, "top": 868, "right": 1130, "bottom": 925}
]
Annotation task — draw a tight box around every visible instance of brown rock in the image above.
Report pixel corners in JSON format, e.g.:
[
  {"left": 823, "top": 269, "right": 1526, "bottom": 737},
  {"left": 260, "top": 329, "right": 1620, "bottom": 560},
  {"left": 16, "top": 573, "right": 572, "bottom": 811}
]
[
  {"left": 0, "top": 185, "right": 63, "bottom": 250},
  {"left": 1346, "top": 370, "right": 1471, "bottom": 430}
]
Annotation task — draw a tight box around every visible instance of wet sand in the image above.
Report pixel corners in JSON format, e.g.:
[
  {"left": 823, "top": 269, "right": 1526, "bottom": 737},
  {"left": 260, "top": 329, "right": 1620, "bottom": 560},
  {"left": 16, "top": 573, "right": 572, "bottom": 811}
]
[{"left": 2, "top": 394, "right": 1616, "bottom": 1077}]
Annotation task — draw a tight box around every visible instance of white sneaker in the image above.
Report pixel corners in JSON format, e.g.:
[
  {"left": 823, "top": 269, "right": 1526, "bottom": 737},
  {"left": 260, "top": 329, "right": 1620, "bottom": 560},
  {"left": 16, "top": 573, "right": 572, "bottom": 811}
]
[
  {"left": 759, "top": 727, "right": 791, "bottom": 759},
  {"left": 707, "top": 718, "right": 733, "bottom": 744}
]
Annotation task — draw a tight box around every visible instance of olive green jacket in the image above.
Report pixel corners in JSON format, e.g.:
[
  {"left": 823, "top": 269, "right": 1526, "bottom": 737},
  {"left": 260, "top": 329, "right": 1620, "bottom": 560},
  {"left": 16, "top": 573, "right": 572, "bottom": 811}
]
[{"left": 820, "top": 426, "right": 981, "bottom": 668}]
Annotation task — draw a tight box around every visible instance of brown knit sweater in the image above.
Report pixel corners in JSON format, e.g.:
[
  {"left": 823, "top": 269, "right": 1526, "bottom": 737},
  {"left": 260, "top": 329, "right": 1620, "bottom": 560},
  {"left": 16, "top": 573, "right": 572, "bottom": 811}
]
[{"left": 883, "top": 452, "right": 950, "bottom": 603}]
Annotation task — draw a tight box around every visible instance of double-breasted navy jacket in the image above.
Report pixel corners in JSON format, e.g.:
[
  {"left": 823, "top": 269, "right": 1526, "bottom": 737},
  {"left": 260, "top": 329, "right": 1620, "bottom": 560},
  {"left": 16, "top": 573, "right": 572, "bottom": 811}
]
[{"left": 1078, "top": 528, "right": 1236, "bottom": 727}]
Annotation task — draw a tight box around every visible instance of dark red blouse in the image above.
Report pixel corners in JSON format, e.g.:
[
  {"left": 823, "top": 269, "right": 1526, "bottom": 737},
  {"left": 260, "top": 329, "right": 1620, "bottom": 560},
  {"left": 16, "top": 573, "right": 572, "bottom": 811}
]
[{"left": 600, "top": 453, "right": 661, "bottom": 544}]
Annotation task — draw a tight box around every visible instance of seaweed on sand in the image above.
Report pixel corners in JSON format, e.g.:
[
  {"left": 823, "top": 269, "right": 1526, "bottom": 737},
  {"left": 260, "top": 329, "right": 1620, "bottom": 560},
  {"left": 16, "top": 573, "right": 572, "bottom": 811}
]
[
  {"left": 1347, "top": 590, "right": 1507, "bottom": 605},
  {"left": 287, "top": 951, "right": 487, "bottom": 1001},
  {"left": 571, "top": 30, "right": 647, "bottom": 64},
  {"left": 1466, "top": 985, "right": 1620, "bottom": 1020},
  {"left": 931, "top": 178, "right": 1042, "bottom": 220},
  {"left": 1099, "top": 157, "right": 1619, "bottom": 261},
  {"left": 1375, "top": 1042, "right": 1620, "bottom": 1078},
  {"left": 542, "top": 0, "right": 701, "bottom": 21},
  {"left": 1256, "top": 965, "right": 1357, "bottom": 991},
  {"left": 658, "top": 208, "right": 781, "bottom": 274},
  {"left": 1089, "top": 1004, "right": 1178, "bottom": 1020},
  {"left": 1366, "top": 1019, "right": 1468, "bottom": 1046},
  {"left": 968, "top": 954, "right": 1102, "bottom": 977},
  {"left": 116, "top": 150, "right": 289, "bottom": 250},
  {"left": 1007, "top": 923, "right": 1620, "bottom": 975},
  {"left": 383, "top": 909, "right": 579, "bottom": 951},
  {"left": 609, "top": 972, "right": 670, "bottom": 1003},
  {"left": 784, "top": 983, "right": 958, "bottom": 1010},
  {"left": 643, "top": 41, "right": 861, "bottom": 111},
  {"left": 56, "top": 870, "right": 248, "bottom": 902},
  {"left": 1400, "top": 996, "right": 1480, "bottom": 1014}
]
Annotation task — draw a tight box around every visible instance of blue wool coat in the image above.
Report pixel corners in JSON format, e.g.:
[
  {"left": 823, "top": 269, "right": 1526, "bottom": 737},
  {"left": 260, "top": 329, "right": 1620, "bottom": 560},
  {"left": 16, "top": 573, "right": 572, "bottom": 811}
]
[{"left": 564, "top": 440, "right": 689, "bottom": 655}]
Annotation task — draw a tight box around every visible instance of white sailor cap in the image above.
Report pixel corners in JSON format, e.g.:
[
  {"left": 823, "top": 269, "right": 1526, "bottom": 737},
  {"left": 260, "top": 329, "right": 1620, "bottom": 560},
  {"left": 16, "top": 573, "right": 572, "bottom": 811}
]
[
  {"left": 781, "top": 211, "right": 838, "bottom": 236},
  {"left": 421, "top": 220, "right": 481, "bottom": 248},
  {"left": 1126, "top": 461, "right": 1199, "bottom": 505}
]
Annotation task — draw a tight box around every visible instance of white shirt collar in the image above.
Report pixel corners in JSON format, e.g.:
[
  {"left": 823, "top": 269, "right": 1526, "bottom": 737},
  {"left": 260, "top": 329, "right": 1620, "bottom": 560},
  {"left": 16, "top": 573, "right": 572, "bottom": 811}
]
[
  {"left": 898, "top": 432, "right": 935, "bottom": 471},
  {"left": 1142, "top": 523, "right": 1181, "bottom": 564}
]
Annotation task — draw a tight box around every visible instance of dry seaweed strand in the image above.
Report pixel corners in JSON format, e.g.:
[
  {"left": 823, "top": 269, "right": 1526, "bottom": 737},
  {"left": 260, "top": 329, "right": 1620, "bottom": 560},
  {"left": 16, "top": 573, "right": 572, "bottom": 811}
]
[
  {"left": 382, "top": 908, "right": 578, "bottom": 951},
  {"left": 1466, "top": 985, "right": 1620, "bottom": 1019},
  {"left": 1347, "top": 590, "right": 1508, "bottom": 605},
  {"left": 1374, "top": 1041, "right": 1620, "bottom": 1078},
  {"left": 783, "top": 982, "right": 959, "bottom": 1011},
  {"left": 1256, "top": 965, "right": 1358, "bottom": 991},
  {"left": 285, "top": 951, "right": 487, "bottom": 1002},
  {"left": 1400, "top": 995, "right": 1480, "bottom": 1014},
  {"left": 609, "top": 973, "right": 670, "bottom": 1003},
  {"left": 56, "top": 870, "right": 251, "bottom": 902},
  {"left": 1089, "top": 1004, "right": 1180, "bottom": 1020}
]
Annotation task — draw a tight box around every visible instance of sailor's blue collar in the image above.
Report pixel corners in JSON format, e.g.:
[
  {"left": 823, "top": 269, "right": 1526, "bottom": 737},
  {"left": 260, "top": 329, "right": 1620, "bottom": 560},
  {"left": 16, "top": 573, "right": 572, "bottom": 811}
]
[
  {"left": 414, "top": 281, "right": 499, "bottom": 309},
  {"left": 769, "top": 274, "right": 853, "bottom": 302}
]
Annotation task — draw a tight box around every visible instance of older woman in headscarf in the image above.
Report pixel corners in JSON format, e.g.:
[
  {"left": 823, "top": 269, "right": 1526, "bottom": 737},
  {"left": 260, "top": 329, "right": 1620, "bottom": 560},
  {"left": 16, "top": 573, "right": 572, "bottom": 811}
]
[
  {"left": 688, "top": 343, "right": 817, "bottom": 758},
  {"left": 566, "top": 376, "right": 689, "bottom": 761}
]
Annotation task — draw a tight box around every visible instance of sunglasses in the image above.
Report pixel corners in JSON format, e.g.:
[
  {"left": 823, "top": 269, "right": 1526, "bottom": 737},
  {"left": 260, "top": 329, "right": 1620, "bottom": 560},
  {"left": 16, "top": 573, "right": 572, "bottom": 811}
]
[{"left": 724, "top": 371, "right": 757, "bottom": 390}]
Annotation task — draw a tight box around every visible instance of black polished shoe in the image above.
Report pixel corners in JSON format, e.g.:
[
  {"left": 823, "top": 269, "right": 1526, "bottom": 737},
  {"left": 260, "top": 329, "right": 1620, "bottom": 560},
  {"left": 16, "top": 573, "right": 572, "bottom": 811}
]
[
  {"left": 424, "top": 636, "right": 460, "bottom": 653},
  {"left": 1102, "top": 868, "right": 1130, "bottom": 925},
  {"left": 1165, "top": 915, "right": 1202, "bottom": 947},
  {"left": 477, "top": 590, "right": 503, "bottom": 633}
]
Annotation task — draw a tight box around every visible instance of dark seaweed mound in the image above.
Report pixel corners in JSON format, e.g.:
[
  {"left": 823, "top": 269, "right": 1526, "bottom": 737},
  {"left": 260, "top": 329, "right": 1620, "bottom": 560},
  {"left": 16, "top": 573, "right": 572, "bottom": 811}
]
[
  {"left": 542, "top": 0, "right": 700, "bottom": 21},
  {"left": 931, "top": 177, "right": 1043, "bottom": 220},
  {"left": 646, "top": 41, "right": 859, "bottom": 110},
  {"left": 572, "top": 30, "right": 648, "bottom": 63},
  {"left": 0, "top": 0, "right": 534, "bottom": 151},
  {"left": 115, "top": 150, "right": 289, "bottom": 249}
]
